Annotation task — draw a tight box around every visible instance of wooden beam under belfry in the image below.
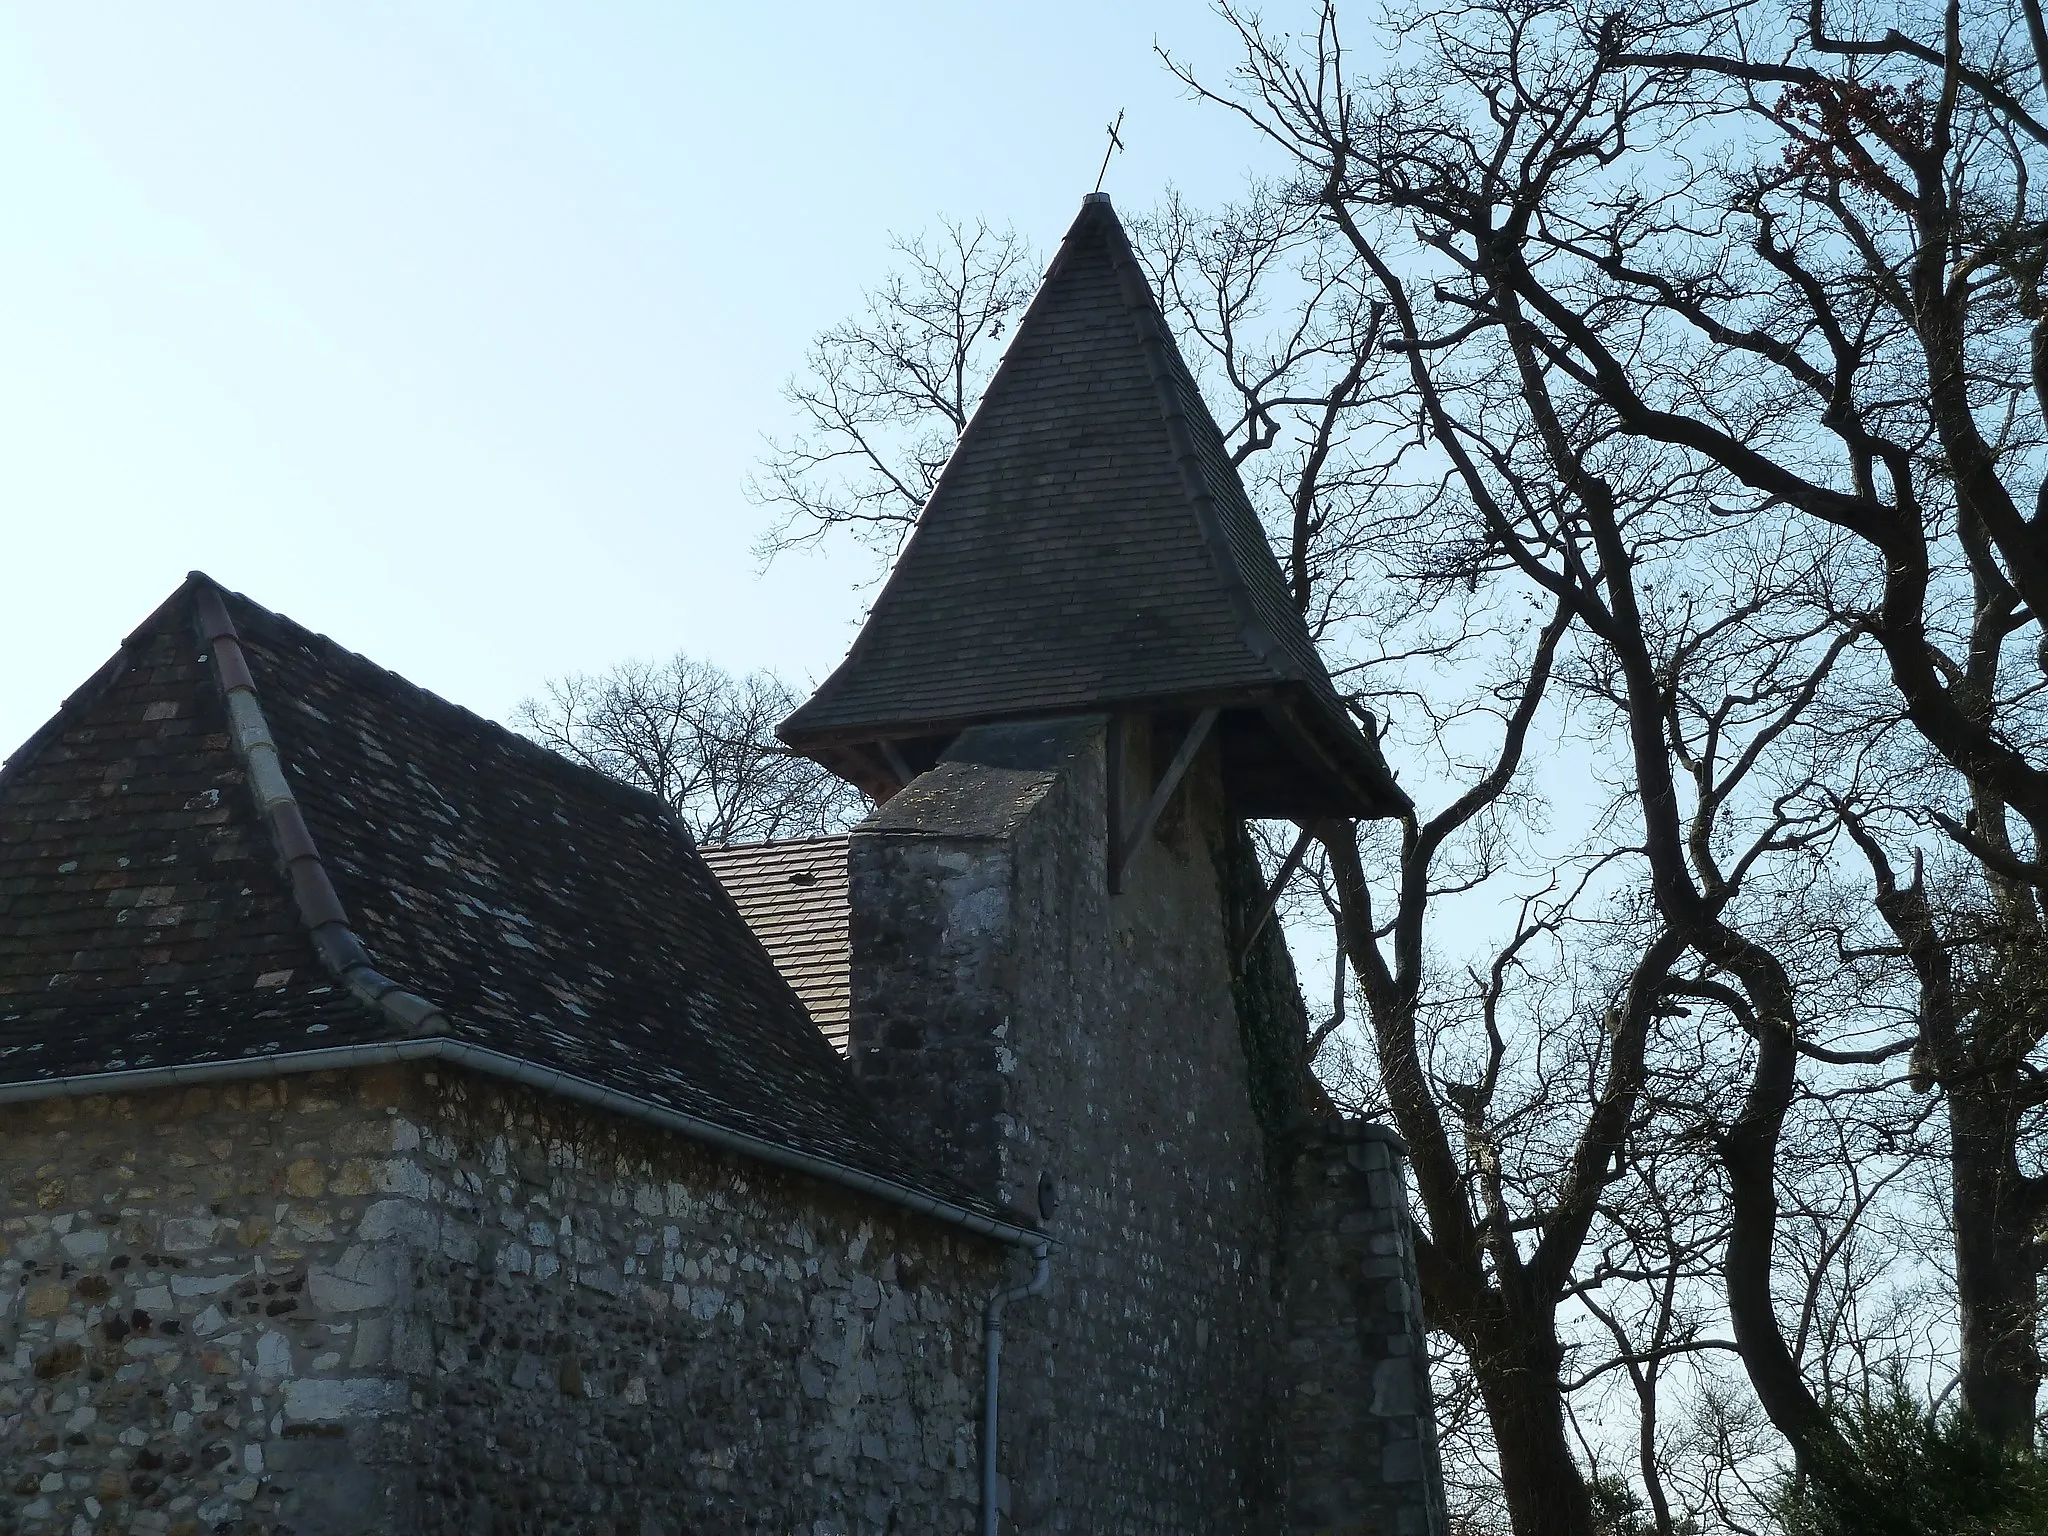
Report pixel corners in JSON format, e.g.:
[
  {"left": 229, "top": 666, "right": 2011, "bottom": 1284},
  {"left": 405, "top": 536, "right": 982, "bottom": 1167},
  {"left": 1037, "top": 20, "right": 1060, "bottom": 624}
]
[
  {"left": 877, "top": 739, "right": 915, "bottom": 793},
  {"left": 1112, "top": 707, "right": 1219, "bottom": 890},
  {"left": 1238, "top": 822, "right": 1317, "bottom": 968}
]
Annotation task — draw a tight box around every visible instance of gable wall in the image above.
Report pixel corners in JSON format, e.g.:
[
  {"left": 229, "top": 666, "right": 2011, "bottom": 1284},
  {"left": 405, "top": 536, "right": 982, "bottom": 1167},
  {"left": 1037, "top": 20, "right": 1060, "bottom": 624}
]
[{"left": 0, "top": 1063, "right": 1006, "bottom": 1536}]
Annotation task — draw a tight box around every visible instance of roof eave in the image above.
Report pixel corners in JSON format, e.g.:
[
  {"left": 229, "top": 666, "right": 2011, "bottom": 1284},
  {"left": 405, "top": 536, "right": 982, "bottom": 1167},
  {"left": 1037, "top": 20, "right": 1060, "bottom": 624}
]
[
  {"left": 1259, "top": 688, "right": 1410, "bottom": 822},
  {"left": 0, "top": 1041, "right": 1043, "bottom": 1248},
  {"left": 789, "top": 686, "right": 1407, "bottom": 823}
]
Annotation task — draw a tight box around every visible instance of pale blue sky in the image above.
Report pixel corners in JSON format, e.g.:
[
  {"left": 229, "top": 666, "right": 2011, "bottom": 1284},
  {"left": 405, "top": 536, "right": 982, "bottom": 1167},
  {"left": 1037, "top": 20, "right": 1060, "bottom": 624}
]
[{"left": 0, "top": 3, "right": 1279, "bottom": 758}]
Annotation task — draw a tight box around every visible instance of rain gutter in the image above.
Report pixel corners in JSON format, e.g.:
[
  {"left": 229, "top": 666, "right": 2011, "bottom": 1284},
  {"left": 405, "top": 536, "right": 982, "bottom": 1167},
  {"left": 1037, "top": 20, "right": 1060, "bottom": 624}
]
[{"left": 0, "top": 1038, "right": 1043, "bottom": 1246}]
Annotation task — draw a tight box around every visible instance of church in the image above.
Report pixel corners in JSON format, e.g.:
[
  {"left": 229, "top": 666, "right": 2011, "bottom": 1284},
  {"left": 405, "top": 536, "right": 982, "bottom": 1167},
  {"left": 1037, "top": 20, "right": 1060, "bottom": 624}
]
[{"left": 0, "top": 195, "right": 1445, "bottom": 1535}]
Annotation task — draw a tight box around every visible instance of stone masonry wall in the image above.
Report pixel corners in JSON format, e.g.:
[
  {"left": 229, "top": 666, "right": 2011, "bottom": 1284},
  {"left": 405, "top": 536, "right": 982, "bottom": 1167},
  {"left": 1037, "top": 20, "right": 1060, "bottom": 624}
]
[
  {"left": 848, "top": 717, "right": 1283, "bottom": 1533},
  {"left": 0, "top": 1062, "right": 1011, "bottom": 1536},
  {"left": 1282, "top": 1122, "right": 1446, "bottom": 1536}
]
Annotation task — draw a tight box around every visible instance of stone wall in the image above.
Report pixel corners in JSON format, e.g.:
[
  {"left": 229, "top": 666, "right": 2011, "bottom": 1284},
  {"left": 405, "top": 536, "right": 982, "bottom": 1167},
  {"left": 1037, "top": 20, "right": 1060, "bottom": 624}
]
[
  {"left": 1282, "top": 1123, "right": 1446, "bottom": 1536},
  {"left": 0, "top": 1062, "right": 1011, "bottom": 1535},
  {"left": 847, "top": 717, "right": 1284, "bottom": 1533}
]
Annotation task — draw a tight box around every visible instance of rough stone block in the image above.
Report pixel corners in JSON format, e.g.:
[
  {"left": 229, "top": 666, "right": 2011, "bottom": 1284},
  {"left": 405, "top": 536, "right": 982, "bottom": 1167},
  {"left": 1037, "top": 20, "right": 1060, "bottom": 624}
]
[
  {"left": 308, "top": 1244, "right": 400, "bottom": 1312},
  {"left": 283, "top": 1376, "right": 410, "bottom": 1422}
]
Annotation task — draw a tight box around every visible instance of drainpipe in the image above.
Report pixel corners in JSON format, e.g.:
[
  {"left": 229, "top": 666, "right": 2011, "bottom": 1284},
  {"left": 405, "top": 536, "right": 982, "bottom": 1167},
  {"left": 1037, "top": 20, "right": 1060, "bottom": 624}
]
[{"left": 980, "top": 1241, "right": 1051, "bottom": 1536}]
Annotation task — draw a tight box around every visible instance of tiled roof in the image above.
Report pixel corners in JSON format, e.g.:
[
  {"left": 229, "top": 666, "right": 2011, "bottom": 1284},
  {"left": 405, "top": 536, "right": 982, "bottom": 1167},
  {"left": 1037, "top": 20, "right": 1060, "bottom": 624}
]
[
  {"left": 0, "top": 577, "right": 1016, "bottom": 1234},
  {"left": 0, "top": 593, "right": 364, "bottom": 1062},
  {"left": 701, "top": 837, "right": 850, "bottom": 1054},
  {"left": 779, "top": 194, "right": 1404, "bottom": 821}
]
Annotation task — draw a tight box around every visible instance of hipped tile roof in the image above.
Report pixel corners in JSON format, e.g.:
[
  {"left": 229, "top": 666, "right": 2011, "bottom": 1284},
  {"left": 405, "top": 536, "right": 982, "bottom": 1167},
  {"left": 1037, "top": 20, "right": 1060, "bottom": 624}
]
[
  {"left": 779, "top": 194, "right": 1404, "bottom": 821},
  {"left": 0, "top": 577, "right": 1009, "bottom": 1231}
]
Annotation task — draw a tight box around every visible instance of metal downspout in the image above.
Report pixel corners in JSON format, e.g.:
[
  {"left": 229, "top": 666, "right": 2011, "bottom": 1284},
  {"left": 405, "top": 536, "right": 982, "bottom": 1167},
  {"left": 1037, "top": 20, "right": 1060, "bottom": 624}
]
[{"left": 980, "top": 1242, "right": 1051, "bottom": 1536}]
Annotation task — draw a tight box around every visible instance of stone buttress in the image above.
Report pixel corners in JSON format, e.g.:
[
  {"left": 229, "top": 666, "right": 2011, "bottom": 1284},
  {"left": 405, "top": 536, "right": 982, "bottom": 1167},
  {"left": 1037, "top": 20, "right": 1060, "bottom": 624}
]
[{"left": 1284, "top": 1123, "right": 1448, "bottom": 1536}]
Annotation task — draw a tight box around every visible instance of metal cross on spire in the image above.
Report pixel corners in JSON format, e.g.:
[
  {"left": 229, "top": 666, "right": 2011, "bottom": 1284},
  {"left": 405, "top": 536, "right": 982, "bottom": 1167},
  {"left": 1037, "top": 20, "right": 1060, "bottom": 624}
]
[{"left": 1093, "top": 110, "right": 1126, "bottom": 195}]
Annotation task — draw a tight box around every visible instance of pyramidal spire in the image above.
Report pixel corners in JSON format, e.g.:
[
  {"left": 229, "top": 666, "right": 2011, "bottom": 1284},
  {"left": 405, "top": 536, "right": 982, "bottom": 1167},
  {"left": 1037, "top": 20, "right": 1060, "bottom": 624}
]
[{"left": 780, "top": 194, "right": 1403, "bottom": 821}]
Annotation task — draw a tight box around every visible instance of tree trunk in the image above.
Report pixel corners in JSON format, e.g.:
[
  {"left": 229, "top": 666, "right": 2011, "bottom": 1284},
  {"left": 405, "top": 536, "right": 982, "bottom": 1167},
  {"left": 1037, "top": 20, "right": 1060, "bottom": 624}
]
[
  {"left": 1718, "top": 1004, "right": 1839, "bottom": 1466},
  {"left": 1468, "top": 1311, "right": 1596, "bottom": 1536},
  {"left": 1951, "top": 1072, "right": 2042, "bottom": 1445}
]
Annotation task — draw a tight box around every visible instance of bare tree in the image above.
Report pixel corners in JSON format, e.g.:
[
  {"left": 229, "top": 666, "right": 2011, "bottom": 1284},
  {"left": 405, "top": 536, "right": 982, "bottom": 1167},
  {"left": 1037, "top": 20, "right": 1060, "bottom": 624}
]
[
  {"left": 515, "top": 655, "right": 864, "bottom": 844},
  {"left": 1168, "top": 0, "right": 2048, "bottom": 1492},
  {"left": 750, "top": 219, "right": 1038, "bottom": 559},
  {"left": 749, "top": 5, "right": 2048, "bottom": 1515},
  {"left": 1137, "top": 54, "right": 1879, "bottom": 1536}
]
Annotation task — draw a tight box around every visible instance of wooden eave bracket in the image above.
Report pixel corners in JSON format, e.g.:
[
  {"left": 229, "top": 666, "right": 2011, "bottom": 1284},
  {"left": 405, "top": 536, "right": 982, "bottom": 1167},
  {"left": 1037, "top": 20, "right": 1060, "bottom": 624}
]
[
  {"left": 877, "top": 738, "right": 915, "bottom": 794},
  {"left": 1109, "top": 707, "right": 1219, "bottom": 893}
]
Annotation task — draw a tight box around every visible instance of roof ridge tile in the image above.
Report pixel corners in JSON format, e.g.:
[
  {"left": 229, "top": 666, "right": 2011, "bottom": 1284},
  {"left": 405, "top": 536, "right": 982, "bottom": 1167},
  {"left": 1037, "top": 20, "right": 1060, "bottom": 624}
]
[{"left": 189, "top": 577, "right": 450, "bottom": 1038}]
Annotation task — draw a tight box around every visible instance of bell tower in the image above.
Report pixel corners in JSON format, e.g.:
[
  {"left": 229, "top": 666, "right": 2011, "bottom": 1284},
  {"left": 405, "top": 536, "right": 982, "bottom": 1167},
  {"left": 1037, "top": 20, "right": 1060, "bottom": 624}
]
[{"left": 783, "top": 193, "right": 1442, "bottom": 1535}]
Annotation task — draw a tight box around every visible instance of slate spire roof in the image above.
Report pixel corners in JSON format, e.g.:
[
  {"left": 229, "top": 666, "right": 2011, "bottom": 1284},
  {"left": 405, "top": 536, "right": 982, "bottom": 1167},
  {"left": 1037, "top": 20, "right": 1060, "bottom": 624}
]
[
  {"left": 780, "top": 193, "right": 1404, "bottom": 821},
  {"left": 0, "top": 575, "right": 1027, "bottom": 1241}
]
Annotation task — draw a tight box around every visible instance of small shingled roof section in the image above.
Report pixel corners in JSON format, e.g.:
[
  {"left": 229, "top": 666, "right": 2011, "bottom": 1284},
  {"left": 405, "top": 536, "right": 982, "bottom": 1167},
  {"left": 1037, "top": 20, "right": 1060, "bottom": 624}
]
[
  {"left": 701, "top": 837, "right": 850, "bottom": 1055},
  {"left": 0, "top": 577, "right": 1015, "bottom": 1236},
  {"left": 779, "top": 193, "right": 1405, "bottom": 822}
]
